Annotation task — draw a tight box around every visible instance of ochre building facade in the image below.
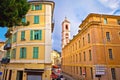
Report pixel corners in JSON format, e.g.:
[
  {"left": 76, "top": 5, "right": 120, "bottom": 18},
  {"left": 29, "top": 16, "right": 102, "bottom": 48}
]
[
  {"left": 1, "top": 0, "right": 54, "bottom": 80},
  {"left": 62, "top": 13, "right": 120, "bottom": 80}
]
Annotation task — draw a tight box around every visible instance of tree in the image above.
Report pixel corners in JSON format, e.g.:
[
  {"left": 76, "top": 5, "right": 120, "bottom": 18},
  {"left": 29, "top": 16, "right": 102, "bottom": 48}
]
[{"left": 0, "top": 0, "right": 30, "bottom": 28}]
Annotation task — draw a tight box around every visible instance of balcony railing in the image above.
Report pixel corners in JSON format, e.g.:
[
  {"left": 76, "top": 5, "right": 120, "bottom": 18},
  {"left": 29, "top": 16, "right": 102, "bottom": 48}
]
[
  {"left": 1, "top": 57, "right": 10, "bottom": 64},
  {"left": 4, "top": 43, "right": 11, "bottom": 50}
]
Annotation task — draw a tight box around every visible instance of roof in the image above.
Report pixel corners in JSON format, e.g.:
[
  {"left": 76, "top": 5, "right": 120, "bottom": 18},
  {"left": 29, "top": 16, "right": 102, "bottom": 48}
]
[{"left": 62, "top": 17, "right": 70, "bottom": 24}]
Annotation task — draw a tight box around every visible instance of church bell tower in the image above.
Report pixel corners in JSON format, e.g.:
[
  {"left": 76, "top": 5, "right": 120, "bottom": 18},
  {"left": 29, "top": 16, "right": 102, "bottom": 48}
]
[{"left": 62, "top": 17, "right": 70, "bottom": 48}]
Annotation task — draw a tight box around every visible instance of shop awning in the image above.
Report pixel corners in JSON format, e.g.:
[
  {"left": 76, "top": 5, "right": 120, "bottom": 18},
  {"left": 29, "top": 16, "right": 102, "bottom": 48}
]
[{"left": 24, "top": 69, "right": 44, "bottom": 73}]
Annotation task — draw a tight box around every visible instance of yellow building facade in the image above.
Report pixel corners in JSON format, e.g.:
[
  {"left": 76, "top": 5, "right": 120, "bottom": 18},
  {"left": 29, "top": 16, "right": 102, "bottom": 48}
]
[
  {"left": 2, "top": 1, "right": 54, "bottom": 80},
  {"left": 62, "top": 13, "right": 120, "bottom": 80},
  {"left": 51, "top": 50, "right": 61, "bottom": 66}
]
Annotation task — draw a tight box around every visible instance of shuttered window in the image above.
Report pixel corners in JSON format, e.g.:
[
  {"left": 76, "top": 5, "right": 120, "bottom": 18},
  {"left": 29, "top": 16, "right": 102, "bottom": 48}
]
[
  {"left": 21, "top": 31, "right": 25, "bottom": 41},
  {"left": 31, "top": 4, "right": 42, "bottom": 10},
  {"left": 33, "top": 47, "right": 39, "bottom": 59},
  {"left": 13, "top": 33, "right": 17, "bottom": 42},
  {"left": 34, "top": 16, "right": 39, "bottom": 24},
  {"left": 11, "top": 49, "right": 16, "bottom": 59},
  {"left": 20, "top": 47, "right": 26, "bottom": 58},
  {"left": 30, "top": 30, "right": 42, "bottom": 40}
]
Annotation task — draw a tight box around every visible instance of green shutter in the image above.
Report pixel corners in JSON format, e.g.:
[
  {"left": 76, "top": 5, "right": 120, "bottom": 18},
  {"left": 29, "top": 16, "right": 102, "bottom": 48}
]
[
  {"left": 20, "top": 48, "right": 22, "bottom": 58},
  {"left": 39, "top": 4, "right": 42, "bottom": 10},
  {"left": 21, "top": 31, "right": 25, "bottom": 40},
  {"left": 24, "top": 48, "right": 26, "bottom": 58},
  {"left": 30, "top": 30, "right": 33, "bottom": 40},
  {"left": 13, "top": 33, "right": 17, "bottom": 42},
  {"left": 22, "top": 17, "right": 26, "bottom": 23},
  {"left": 32, "top": 4, "right": 35, "bottom": 10},
  {"left": 34, "top": 16, "right": 39, "bottom": 24},
  {"left": 33, "top": 47, "right": 38, "bottom": 58},
  {"left": 39, "top": 30, "right": 42, "bottom": 40}
]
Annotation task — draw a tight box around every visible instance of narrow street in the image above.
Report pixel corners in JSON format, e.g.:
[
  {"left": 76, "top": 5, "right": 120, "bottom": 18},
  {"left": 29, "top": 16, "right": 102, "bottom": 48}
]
[{"left": 62, "top": 72, "right": 75, "bottom": 80}]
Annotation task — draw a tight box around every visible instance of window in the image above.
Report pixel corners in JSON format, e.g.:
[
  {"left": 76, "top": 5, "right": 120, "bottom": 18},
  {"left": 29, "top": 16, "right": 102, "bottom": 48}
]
[
  {"left": 30, "top": 30, "right": 42, "bottom": 40},
  {"left": 80, "top": 67, "right": 82, "bottom": 75},
  {"left": 84, "top": 67, "right": 87, "bottom": 77},
  {"left": 111, "top": 68, "right": 116, "bottom": 80},
  {"left": 20, "top": 47, "right": 26, "bottom": 58},
  {"left": 106, "top": 32, "right": 110, "bottom": 41},
  {"left": 84, "top": 52, "right": 86, "bottom": 61},
  {"left": 66, "top": 25, "right": 68, "bottom": 30},
  {"left": 79, "top": 40, "right": 80, "bottom": 48},
  {"left": 104, "top": 18, "right": 107, "bottom": 24},
  {"left": 34, "top": 16, "right": 39, "bottom": 24},
  {"left": 33, "top": 47, "right": 39, "bottom": 59},
  {"left": 117, "top": 19, "right": 120, "bottom": 25},
  {"left": 8, "top": 70, "right": 12, "bottom": 80},
  {"left": 90, "top": 68, "right": 93, "bottom": 79},
  {"left": 76, "top": 54, "right": 77, "bottom": 63},
  {"left": 31, "top": 4, "right": 42, "bottom": 10},
  {"left": 13, "top": 33, "right": 17, "bottom": 42},
  {"left": 108, "top": 49, "right": 113, "bottom": 59},
  {"left": 11, "top": 49, "right": 16, "bottom": 59},
  {"left": 21, "top": 31, "right": 25, "bottom": 41},
  {"left": 88, "top": 33, "right": 90, "bottom": 43},
  {"left": 6, "top": 50, "right": 10, "bottom": 58},
  {"left": 22, "top": 17, "right": 26, "bottom": 23},
  {"left": 76, "top": 66, "right": 78, "bottom": 74},
  {"left": 16, "top": 71, "right": 23, "bottom": 80},
  {"left": 89, "top": 50, "right": 92, "bottom": 61},
  {"left": 79, "top": 53, "right": 81, "bottom": 62},
  {"left": 83, "top": 37, "right": 84, "bottom": 46}
]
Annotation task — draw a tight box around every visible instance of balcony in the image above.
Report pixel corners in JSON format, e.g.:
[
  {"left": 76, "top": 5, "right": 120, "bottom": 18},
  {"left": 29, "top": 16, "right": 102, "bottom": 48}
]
[
  {"left": 4, "top": 43, "right": 11, "bottom": 50},
  {"left": 1, "top": 57, "right": 10, "bottom": 64}
]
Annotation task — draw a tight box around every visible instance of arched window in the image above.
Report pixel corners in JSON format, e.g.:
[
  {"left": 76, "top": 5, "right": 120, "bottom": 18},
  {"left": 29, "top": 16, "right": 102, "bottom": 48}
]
[{"left": 65, "top": 25, "right": 68, "bottom": 30}]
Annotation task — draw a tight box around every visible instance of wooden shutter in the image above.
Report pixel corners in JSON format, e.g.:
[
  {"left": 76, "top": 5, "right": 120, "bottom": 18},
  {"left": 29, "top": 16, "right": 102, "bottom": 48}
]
[
  {"left": 39, "top": 30, "right": 42, "bottom": 40},
  {"left": 39, "top": 4, "right": 42, "bottom": 10},
  {"left": 24, "top": 48, "right": 26, "bottom": 58},
  {"left": 31, "top": 4, "right": 35, "bottom": 10},
  {"left": 21, "top": 31, "right": 25, "bottom": 40},
  {"left": 20, "top": 48, "right": 22, "bottom": 58},
  {"left": 33, "top": 47, "right": 38, "bottom": 58},
  {"left": 30, "top": 30, "right": 33, "bottom": 40},
  {"left": 34, "top": 16, "right": 39, "bottom": 24}
]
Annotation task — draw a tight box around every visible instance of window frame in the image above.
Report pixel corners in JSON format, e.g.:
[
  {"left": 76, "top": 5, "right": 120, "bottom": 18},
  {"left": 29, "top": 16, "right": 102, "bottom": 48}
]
[
  {"left": 106, "top": 32, "right": 111, "bottom": 41},
  {"left": 108, "top": 49, "right": 113, "bottom": 60},
  {"left": 33, "top": 47, "right": 39, "bottom": 59},
  {"left": 20, "top": 47, "right": 26, "bottom": 59}
]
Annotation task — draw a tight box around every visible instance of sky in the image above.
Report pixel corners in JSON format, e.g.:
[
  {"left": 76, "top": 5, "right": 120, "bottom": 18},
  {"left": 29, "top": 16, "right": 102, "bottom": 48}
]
[{"left": 0, "top": 0, "right": 120, "bottom": 52}]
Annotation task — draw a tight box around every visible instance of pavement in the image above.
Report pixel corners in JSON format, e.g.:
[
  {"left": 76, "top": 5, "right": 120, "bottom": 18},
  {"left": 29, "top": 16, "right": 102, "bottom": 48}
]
[{"left": 62, "top": 72, "right": 75, "bottom": 80}]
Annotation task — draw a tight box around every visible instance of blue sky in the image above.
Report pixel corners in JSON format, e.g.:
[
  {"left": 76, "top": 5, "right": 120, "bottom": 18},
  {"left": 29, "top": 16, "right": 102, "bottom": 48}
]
[{"left": 0, "top": 0, "right": 120, "bottom": 51}]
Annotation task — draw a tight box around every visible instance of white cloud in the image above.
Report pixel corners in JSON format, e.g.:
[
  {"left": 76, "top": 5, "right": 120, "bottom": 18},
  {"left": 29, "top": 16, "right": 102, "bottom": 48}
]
[
  {"left": 98, "top": 0, "right": 120, "bottom": 9},
  {"left": 52, "top": 0, "right": 120, "bottom": 51}
]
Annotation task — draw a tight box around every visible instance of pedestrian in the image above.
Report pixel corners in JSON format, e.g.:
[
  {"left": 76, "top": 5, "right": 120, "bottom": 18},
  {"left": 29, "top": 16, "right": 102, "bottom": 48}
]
[{"left": 60, "top": 75, "right": 65, "bottom": 80}]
